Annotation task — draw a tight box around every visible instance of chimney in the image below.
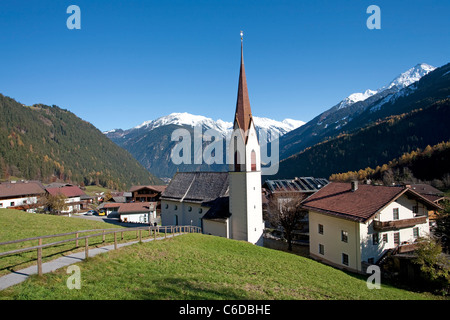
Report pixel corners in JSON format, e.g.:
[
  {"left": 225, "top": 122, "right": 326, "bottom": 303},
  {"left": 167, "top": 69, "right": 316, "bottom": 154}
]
[{"left": 351, "top": 180, "right": 358, "bottom": 192}]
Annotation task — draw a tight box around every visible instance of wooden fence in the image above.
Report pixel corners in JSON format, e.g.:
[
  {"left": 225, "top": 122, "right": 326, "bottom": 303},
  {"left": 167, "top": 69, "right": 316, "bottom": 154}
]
[{"left": 0, "top": 225, "right": 201, "bottom": 276}]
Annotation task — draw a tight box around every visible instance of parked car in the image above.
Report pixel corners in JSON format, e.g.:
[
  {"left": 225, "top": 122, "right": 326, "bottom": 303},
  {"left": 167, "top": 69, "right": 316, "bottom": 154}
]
[{"left": 84, "top": 210, "right": 96, "bottom": 216}]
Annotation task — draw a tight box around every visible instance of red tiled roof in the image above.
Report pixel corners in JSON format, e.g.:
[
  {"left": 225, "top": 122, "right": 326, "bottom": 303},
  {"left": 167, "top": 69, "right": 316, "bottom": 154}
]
[
  {"left": 46, "top": 186, "right": 85, "bottom": 198},
  {"left": 301, "top": 182, "right": 440, "bottom": 223},
  {"left": 118, "top": 202, "right": 157, "bottom": 214}
]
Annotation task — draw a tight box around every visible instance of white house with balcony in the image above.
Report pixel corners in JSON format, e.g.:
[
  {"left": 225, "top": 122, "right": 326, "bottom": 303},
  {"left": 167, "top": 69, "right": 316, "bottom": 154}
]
[{"left": 301, "top": 181, "right": 441, "bottom": 274}]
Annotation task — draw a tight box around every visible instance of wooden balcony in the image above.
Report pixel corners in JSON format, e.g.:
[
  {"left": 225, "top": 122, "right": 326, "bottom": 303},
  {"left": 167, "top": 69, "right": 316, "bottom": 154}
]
[{"left": 373, "top": 216, "right": 428, "bottom": 231}]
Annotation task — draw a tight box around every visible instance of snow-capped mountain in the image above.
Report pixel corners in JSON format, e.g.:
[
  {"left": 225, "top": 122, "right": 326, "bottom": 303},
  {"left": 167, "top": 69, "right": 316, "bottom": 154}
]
[
  {"left": 104, "top": 112, "right": 304, "bottom": 178},
  {"left": 337, "top": 63, "right": 436, "bottom": 110},
  {"left": 106, "top": 112, "right": 304, "bottom": 142},
  {"left": 279, "top": 62, "right": 439, "bottom": 160}
]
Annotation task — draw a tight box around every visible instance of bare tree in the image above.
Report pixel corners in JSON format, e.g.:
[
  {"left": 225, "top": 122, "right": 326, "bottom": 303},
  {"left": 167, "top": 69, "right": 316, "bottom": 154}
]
[{"left": 266, "top": 192, "right": 307, "bottom": 251}]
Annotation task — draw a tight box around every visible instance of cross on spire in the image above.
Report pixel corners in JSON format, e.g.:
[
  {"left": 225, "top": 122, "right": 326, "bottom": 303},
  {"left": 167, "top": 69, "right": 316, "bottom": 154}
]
[{"left": 234, "top": 30, "right": 253, "bottom": 135}]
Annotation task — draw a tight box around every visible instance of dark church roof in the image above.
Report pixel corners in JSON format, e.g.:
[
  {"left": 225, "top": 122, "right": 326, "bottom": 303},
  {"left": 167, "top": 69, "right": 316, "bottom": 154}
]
[
  {"left": 161, "top": 172, "right": 229, "bottom": 204},
  {"left": 263, "top": 177, "right": 329, "bottom": 194},
  {"left": 202, "top": 196, "right": 230, "bottom": 221}
]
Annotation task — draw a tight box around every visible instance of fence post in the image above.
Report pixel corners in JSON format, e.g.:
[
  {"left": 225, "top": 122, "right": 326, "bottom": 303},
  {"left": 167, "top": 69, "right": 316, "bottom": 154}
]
[
  {"left": 165, "top": 226, "right": 167, "bottom": 239},
  {"left": 121, "top": 231, "right": 124, "bottom": 241},
  {"left": 37, "top": 238, "right": 42, "bottom": 277},
  {"left": 103, "top": 230, "right": 106, "bottom": 243},
  {"left": 85, "top": 237, "right": 89, "bottom": 259},
  {"left": 139, "top": 229, "right": 142, "bottom": 243},
  {"left": 154, "top": 227, "right": 156, "bottom": 240},
  {"left": 75, "top": 232, "right": 79, "bottom": 247},
  {"left": 114, "top": 232, "right": 117, "bottom": 250}
]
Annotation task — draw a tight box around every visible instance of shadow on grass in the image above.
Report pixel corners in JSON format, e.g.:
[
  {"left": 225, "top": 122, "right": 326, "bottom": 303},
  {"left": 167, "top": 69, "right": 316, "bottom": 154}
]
[{"left": 132, "top": 277, "right": 248, "bottom": 300}]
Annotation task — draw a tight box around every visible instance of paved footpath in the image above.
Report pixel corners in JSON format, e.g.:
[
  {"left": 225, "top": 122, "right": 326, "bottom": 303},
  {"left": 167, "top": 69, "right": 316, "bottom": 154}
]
[{"left": 0, "top": 233, "right": 181, "bottom": 291}]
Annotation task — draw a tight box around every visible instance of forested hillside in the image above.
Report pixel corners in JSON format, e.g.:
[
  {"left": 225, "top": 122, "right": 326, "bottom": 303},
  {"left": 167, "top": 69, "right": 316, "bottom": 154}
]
[
  {"left": 0, "top": 94, "right": 162, "bottom": 190},
  {"left": 271, "top": 98, "right": 450, "bottom": 180},
  {"left": 330, "top": 141, "right": 450, "bottom": 188}
]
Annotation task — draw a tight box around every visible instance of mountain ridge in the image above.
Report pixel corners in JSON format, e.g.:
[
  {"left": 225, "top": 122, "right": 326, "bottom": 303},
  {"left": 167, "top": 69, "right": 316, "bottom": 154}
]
[
  {"left": 0, "top": 94, "right": 163, "bottom": 190},
  {"left": 278, "top": 63, "right": 438, "bottom": 160}
]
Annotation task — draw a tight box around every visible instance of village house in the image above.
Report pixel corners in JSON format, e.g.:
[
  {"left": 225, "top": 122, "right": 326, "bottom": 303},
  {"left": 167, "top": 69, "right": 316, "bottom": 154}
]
[
  {"left": 301, "top": 181, "right": 442, "bottom": 273},
  {"left": 130, "top": 185, "right": 167, "bottom": 202},
  {"left": 45, "top": 184, "right": 86, "bottom": 213},
  {"left": 0, "top": 180, "right": 46, "bottom": 212},
  {"left": 409, "top": 184, "right": 447, "bottom": 225},
  {"left": 118, "top": 202, "right": 157, "bottom": 224}
]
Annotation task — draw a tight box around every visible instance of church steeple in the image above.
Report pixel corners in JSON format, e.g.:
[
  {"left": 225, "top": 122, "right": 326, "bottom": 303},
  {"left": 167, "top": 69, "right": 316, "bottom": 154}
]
[
  {"left": 234, "top": 31, "right": 253, "bottom": 135},
  {"left": 228, "top": 31, "right": 264, "bottom": 246}
]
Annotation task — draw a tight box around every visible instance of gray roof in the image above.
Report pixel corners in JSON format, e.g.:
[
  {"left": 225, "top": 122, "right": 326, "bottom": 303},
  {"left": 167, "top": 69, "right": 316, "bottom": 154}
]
[
  {"left": 263, "top": 177, "right": 329, "bottom": 194},
  {"left": 161, "top": 172, "right": 229, "bottom": 204},
  {"left": 202, "top": 196, "right": 230, "bottom": 221}
]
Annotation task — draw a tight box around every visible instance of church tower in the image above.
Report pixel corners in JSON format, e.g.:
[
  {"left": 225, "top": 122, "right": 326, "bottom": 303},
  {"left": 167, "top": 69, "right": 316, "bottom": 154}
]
[{"left": 228, "top": 32, "right": 264, "bottom": 246}]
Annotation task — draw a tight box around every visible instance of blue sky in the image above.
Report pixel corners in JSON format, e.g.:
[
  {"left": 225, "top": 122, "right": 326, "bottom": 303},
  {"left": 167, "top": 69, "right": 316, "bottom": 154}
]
[{"left": 0, "top": 0, "right": 449, "bottom": 131}]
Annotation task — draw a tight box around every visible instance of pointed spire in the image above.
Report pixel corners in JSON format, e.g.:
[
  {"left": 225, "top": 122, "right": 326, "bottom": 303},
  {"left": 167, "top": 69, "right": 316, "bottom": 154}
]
[{"left": 234, "top": 31, "right": 253, "bottom": 134}]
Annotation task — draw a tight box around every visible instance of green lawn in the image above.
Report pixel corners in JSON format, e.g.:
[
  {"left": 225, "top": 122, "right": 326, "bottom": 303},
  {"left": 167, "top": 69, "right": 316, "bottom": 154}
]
[
  {"left": 0, "top": 209, "right": 159, "bottom": 277},
  {"left": 0, "top": 232, "right": 443, "bottom": 300}
]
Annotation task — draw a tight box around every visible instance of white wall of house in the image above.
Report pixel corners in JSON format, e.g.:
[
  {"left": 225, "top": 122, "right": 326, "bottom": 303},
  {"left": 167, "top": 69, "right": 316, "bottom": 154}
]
[
  {"left": 361, "top": 195, "right": 430, "bottom": 263},
  {"left": 0, "top": 196, "right": 39, "bottom": 208},
  {"left": 309, "top": 210, "right": 361, "bottom": 272},
  {"left": 63, "top": 196, "right": 81, "bottom": 213},
  {"left": 120, "top": 211, "right": 155, "bottom": 224}
]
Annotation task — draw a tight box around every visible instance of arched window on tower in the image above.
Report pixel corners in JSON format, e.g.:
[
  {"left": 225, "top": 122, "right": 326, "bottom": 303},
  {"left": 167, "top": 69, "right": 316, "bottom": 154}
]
[
  {"left": 234, "top": 136, "right": 242, "bottom": 172},
  {"left": 251, "top": 150, "right": 257, "bottom": 171},
  {"left": 234, "top": 151, "right": 241, "bottom": 172}
]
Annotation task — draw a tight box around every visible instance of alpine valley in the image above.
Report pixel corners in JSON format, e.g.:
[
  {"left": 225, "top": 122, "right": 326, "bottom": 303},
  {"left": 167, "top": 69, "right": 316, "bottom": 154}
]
[
  {"left": 104, "top": 62, "right": 450, "bottom": 183},
  {"left": 105, "top": 113, "right": 305, "bottom": 179},
  {"left": 274, "top": 62, "right": 450, "bottom": 181}
]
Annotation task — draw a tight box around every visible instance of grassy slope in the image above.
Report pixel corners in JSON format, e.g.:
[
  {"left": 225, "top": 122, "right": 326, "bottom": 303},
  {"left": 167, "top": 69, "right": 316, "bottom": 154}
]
[
  {"left": 0, "top": 209, "right": 127, "bottom": 276},
  {"left": 1, "top": 231, "right": 440, "bottom": 300}
]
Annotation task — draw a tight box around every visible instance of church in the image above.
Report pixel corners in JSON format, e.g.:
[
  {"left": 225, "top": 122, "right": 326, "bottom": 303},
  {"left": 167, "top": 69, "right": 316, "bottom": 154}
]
[{"left": 160, "top": 33, "right": 265, "bottom": 245}]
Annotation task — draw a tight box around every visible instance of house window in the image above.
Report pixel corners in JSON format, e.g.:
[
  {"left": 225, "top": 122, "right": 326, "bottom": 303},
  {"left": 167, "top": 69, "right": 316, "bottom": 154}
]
[
  {"left": 10, "top": 202, "right": 15, "bottom": 207},
  {"left": 394, "top": 232, "right": 400, "bottom": 245},
  {"left": 412, "top": 205, "right": 419, "bottom": 215},
  {"left": 174, "top": 205, "right": 178, "bottom": 210},
  {"left": 372, "top": 233, "right": 379, "bottom": 245},
  {"left": 383, "top": 233, "right": 388, "bottom": 243},
  {"left": 174, "top": 215, "right": 178, "bottom": 226},
  {"left": 342, "top": 253, "right": 349, "bottom": 266},
  {"left": 393, "top": 208, "right": 399, "bottom": 220},
  {"left": 0, "top": 203, "right": 3, "bottom": 208},
  {"left": 198, "top": 208, "right": 203, "bottom": 214},
  {"left": 413, "top": 227, "right": 419, "bottom": 239},
  {"left": 165, "top": 204, "right": 168, "bottom": 209},
  {"left": 318, "top": 224, "right": 324, "bottom": 235},
  {"left": 188, "top": 206, "right": 192, "bottom": 212},
  {"left": 319, "top": 244, "right": 324, "bottom": 255},
  {"left": 341, "top": 230, "right": 348, "bottom": 243}
]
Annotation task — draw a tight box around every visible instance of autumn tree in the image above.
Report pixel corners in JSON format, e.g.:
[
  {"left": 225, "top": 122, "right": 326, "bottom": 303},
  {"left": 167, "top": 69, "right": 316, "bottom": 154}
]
[
  {"left": 266, "top": 192, "right": 308, "bottom": 251},
  {"left": 42, "top": 193, "right": 68, "bottom": 215}
]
